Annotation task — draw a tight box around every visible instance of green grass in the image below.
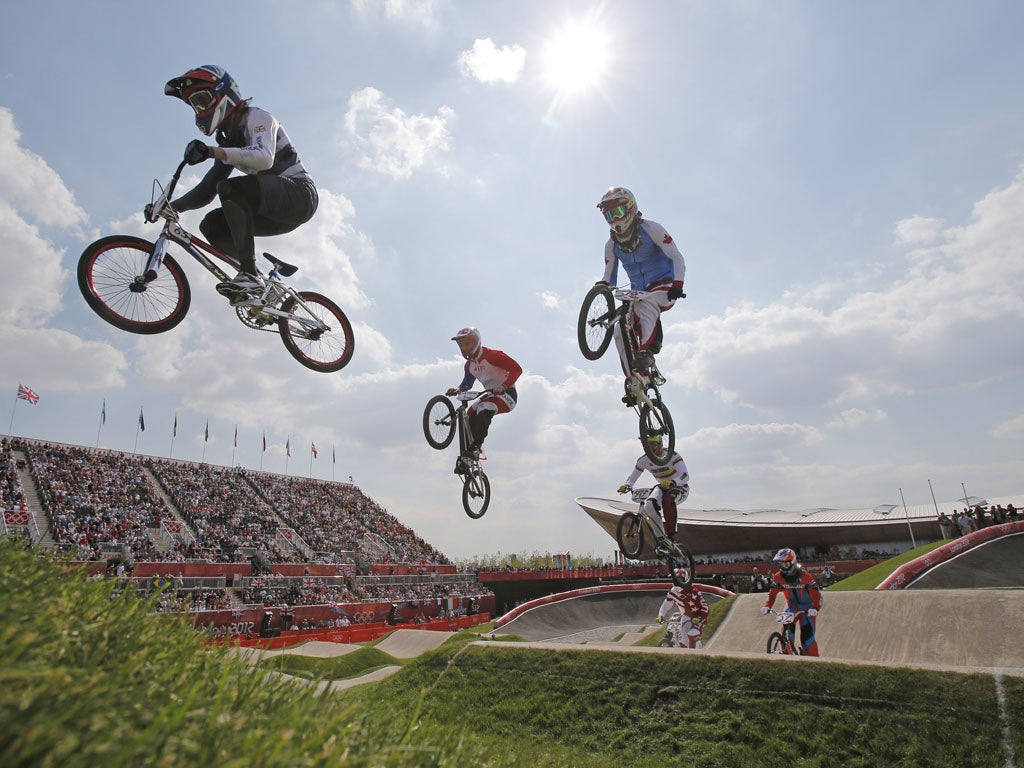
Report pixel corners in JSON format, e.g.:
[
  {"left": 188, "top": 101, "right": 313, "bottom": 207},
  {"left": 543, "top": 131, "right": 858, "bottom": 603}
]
[
  {"left": 828, "top": 540, "right": 948, "bottom": 590},
  {"left": 260, "top": 645, "right": 404, "bottom": 680},
  {"left": 1, "top": 537, "right": 1017, "bottom": 767}
]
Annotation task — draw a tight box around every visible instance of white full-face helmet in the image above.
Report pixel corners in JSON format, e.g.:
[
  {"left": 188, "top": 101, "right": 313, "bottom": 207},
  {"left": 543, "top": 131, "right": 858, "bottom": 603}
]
[
  {"left": 597, "top": 186, "right": 641, "bottom": 242},
  {"left": 451, "top": 327, "right": 482, "bottom": 359}
]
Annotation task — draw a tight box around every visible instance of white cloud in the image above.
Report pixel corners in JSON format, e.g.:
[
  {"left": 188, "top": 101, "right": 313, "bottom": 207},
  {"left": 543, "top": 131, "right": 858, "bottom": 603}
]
[
  {"left": 458, "top": 38, "right": 526, "bottom": 84},
  {"left": 537, "top": 290, "right": 561, "bottom": 310},
  {"left": 662, "top": 167, "right": 1024, "bottom": 413},
  {"left": 0, "top": 107, "right": 87, "bottom": 231},
  {"left": 894, "top": 215, "right": 945, "bottom": 246},
  {"left": 351, "top": 0, "right": 443, "bottom": 27},
  {"left": 827, "top": 408, "right": 888, "bottom": 430},
  {"left": 344, "top": 87, "right": 454, "bottom": 179},
  {"left": 994, "top": 414, "right": 1024, "bottom": 440}
]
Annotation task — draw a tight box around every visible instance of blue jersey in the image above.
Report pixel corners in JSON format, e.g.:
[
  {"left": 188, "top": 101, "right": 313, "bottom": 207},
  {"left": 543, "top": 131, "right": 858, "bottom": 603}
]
[{"left": 602, "top": 219, "right": 686, "bottom": 290}]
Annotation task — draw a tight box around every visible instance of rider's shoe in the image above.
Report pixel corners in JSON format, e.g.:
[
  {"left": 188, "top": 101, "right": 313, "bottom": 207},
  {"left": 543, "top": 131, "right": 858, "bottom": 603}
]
[
  {"left": 649, "top": 364, "right": 667, "bottom": 386},
  {"left": 216, "top": 272, "right": 262, "bottom": 298},
  {"left": 654, "top": 541, "right": 672, "bottom": 556},
  {"left": 622, "top": 379, "right": 639, "bottom": 407},
  {"left": 453, "top": 457, "right": 467, "bottom": 475}
]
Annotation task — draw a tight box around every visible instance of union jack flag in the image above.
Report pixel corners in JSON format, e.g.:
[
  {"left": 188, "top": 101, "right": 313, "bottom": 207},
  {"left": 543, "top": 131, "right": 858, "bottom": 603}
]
[{"left": 17, "top": 384, "right": 39, "bottom": 404}]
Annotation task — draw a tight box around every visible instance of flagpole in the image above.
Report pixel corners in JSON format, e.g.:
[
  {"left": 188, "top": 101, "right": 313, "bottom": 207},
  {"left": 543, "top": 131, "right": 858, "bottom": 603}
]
[
  {"left": 331, "top": 444, "right": 335, "bottom": 482},
  {"left": 8, "top": 393, "right": 18, "bottom": 435},
  {"left": 260, "top": 431, "right": 265, "bottom": 471},
  {"left": 133, "top": 410, "right": 141, "bottom": 453},
  {"left": 96, "top": 400, "right": 105, "bottom": 448},
  {"left": 285, "top": 436, "right": 290, "bottom": 475},
  {"left": 170, "top": 414, "right": 177, "bottom": 459},
  {"left": 309, "top": 445, "right": 313, "bottom": 478},
  {"left": 231, "top": 425, "right": 237, "bottom": 467}
]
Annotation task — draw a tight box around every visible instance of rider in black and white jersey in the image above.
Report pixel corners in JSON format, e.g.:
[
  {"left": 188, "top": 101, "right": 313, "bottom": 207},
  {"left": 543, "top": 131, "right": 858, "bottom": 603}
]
[{"left": 164, "top": 65, "right": 318, "bottom": 302}]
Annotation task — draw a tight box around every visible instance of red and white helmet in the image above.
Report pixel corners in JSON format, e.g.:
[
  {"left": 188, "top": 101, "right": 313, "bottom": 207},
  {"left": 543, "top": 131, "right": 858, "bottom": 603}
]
[
  {"left": 165, "top": 65, "right": 244, "bottom": 136},
  {"left": 773, "top": 547, "right": 798, "bottom": 574},
  {"left": 451, "top": 327, "right": 481, "bottom": 359},
  {"left": 597, "top": 186, "right": 640, "bottom": 238}
]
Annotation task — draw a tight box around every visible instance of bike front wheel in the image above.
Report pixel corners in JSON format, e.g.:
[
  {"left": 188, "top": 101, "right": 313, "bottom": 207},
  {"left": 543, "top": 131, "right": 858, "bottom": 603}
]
[
  {"left": 656, "top": 634, "right": 675, "bottom": 648},
  {"left": 423, "top": 396, "right": 456, "bottom": 450},
  {"left": 462, "top": 466, "right": 491, "bottom": 519},
  {"left": 667, "top": 543, "right": 695, "bottom": 588},
  {"left": 770, "top": 630, "right": 790, "bottom": 655},
  {"left": 640, "top": 399, "right": 676, "bottom": 466},
  {"left": 278, "top": 291, "right": 354, "bottom": 373},
  {"left": 577, "top": 284, "right": 615, "bottom": 360},
  {"left": 615, "top": 511, "right": 646, "bottom": 558},
  {"left": 78, "top": 235, "right": 191, "bottom": 334}
]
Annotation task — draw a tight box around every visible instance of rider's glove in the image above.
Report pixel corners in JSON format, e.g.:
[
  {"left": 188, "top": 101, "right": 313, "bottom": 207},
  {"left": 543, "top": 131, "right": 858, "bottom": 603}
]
[
  {"left": 143, "top": 203, "right": 155, "bottom": 222},
  {"left": 446, "top": 387, "right": 459, "bottom": 397},
  {"left": 617, "top": 484, "right": 631, "bottom": 494},
  {"left": 667, "top": 282, "right": 685, "bottom": 301},
  {"left": 184, "top": 139, "right": 212, "bottom": 165},
  {"left": 594, "top": 280, "right": 609, "bottom": 288},
  {"left": 807, "top": 608, "right": 818, "bottom": 617},
  {"left": 761, "top": 605, "right": 770, "bottom": 615},
  {"left": 655, "top": 615, "right": 664, "bottom": 624}
]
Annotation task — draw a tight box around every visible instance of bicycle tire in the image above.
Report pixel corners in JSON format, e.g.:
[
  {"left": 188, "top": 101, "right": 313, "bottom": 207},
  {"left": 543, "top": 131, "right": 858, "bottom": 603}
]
[
  {"left": 462, "top": 467, "right": 490, "bottom": 519},
  {"left": 640, "top": 399, "right": 676, "bottom": 466},
  {"left": 577, "top": 284, "right": 615, "bottom": 360},
  {"left": 615, "top": 511, "right": 645, "bottom": 558},
  {"left": 78, "top": 235, "right": 191, "bottom": 334},
  {"left": 657, "top": 634, "right": 674, "bottom": 648},
  {"left": 766, "top": 632, "right": 788, "bottom": 655},
  {"left": 423, "top": 396, "right": 457, "bottom": 450},
  {"left": 278, "top": 291, "right": 354, "bottom": 373},
  {"left": 667, "top": 543, "right": 695, "bottom": 588}
]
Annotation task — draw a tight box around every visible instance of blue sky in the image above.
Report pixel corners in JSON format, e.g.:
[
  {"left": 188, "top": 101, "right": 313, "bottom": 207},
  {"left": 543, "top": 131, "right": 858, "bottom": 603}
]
[{"left": 1, "top": 0, "right": 1022, "bottom": 560}]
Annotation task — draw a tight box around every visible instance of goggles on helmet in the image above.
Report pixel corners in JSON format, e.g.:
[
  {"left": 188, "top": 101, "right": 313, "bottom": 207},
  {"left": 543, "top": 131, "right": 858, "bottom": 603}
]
[{"left": 602, "top": 204, "right": 631, "bottom": 223}]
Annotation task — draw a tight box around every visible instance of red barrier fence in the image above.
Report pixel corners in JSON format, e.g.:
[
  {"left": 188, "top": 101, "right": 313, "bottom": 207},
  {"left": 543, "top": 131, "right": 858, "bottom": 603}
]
[
  {"left": 221, "top": 613, "right": 491, "bottom": 650},
  {"left": 877, "top": 522, "right": 1024, "bottom": 590},
  {"left": 493, "top": 581, "right": 733, "bottom": 627}
]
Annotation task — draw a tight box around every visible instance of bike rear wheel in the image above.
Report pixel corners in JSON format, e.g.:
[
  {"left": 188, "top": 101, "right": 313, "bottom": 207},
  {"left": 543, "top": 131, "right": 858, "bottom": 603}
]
[
  {"left": 577, "top": 284, "right": 615, "bottom": 360},
  {"left": 78, "top": 235, "right": 191, "bottom": 334},
  {"left": 423, "top": 396, "right": 457, "bottom": 450},
  {"left": 278, "top": 291, "right": 354, "bottom": 373},
  {"left": 615, "top": 511, "right": 646, "bottom": 558},
  {"left": 640, "top": 399, "right": 676, "bottom": 466},
  {"left": 462, "top": 466, "right": 491, "bottom": 519},
  {"left": 667, "top": 543, "right": 695, "bottom": 588}
]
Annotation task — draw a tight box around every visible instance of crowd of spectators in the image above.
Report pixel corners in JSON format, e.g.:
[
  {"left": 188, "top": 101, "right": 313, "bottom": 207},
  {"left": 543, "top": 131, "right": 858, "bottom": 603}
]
[
  {"left": 240, "top": 573, "right": 491, "bottom": 609},
  {"left": 246, "top": 472, "right": 450, "bottom": 566},
  {"left": 1, "top": 438, "right": 28, "bottom": 514},
  {"left": 938, "top": 504, "right": 1019, "bottom": 539},
  {"left": 24, "top": 442, "right": 169, "bottom": 562},
  {"left": 148, "top": 460, "right": 300, "bottom": 563}
]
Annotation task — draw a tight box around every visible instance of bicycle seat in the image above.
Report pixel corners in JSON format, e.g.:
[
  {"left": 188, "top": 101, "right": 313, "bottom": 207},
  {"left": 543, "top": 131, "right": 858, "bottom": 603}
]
[{"left": 262, "top": 252, "right": 298, "bottom": 277}]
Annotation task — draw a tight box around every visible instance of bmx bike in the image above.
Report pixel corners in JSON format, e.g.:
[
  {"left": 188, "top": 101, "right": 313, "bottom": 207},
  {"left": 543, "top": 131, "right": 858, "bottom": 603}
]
[
  {"left": 615, "top": 486, "right": 695, "bottom": 587},
  {"left": 656, "top": 612, "right": 704, "bottom": 649},
  {"left": 577, "top": 284, "right": 677, "bottom": 466},
  {"left": 765, "top": 608, "right": 804, "bottom": 655},
  {"left": 422, "top": 390, "right": 491, "bottom": 519},
  {"left": 77, "top": 156, "right": 355, "bottom": 373}
]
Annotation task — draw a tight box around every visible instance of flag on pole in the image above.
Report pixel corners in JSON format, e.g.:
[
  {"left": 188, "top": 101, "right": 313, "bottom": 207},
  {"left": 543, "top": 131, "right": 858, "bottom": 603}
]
[
  {"left": 204, "top": 420, "right": 209, "bottom": 442},
  {"left": 101, "top": 400, "right": 106, "bottom": 424},
  {"left": 311, "top": 441, "right": 318, "bottom": 459},
  {"left": 286, "top": 437, "right": 291, "bottom": 457},
  {"left": 138, "top": 408, "right": 145, "bottom": 431},
  {"left": 234, "top": 425, "right": 238, "bottom": 448},
  {"left": 173, "top": 414, "right": 177, "bottom": 437},
  {"left": 17, "top": 384, "right": 39, "bottom": 405},
  {"left": 262, "top": 432, "right": 267, "bottom": 452},
  {"left": 332, "top": 445, "right": 336, "bottom": 464}
]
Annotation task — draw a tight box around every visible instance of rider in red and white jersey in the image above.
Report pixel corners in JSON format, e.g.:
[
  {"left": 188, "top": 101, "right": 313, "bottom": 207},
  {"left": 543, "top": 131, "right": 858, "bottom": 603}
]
[
  {"left": 657, "top": 582, "right": 709, "bottom": 649},
  {"left": 594, "top": 187, "right": 686, "bottom": 387},
  {"left": 446, "top": 328, "right": 522, "bottom": 469}
]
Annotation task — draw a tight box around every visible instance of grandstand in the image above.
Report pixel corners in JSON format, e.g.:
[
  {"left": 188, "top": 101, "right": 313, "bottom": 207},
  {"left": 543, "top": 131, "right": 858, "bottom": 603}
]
[{"left": 0, "top": 435, "right": 495, "bottom": 638}]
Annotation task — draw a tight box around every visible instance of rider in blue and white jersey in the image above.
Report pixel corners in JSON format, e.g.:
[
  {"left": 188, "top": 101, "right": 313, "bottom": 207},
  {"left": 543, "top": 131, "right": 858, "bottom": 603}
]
[
  {"left": 595, "top": 187, "right": 686, "bottom": 389},
  {"left": 164, "top": 65, "right": 318, "bottom": 302}
]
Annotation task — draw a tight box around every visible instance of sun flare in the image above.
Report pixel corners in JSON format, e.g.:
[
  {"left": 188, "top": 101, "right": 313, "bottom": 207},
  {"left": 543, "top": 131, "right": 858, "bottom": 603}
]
[{"left": 541, "top": 19, "right": 611, "bottom": 95}]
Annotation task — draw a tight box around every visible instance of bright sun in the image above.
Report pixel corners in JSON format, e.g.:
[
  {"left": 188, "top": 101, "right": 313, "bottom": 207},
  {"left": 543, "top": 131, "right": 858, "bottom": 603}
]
[{"left": 541, "top": 19, "right": 611, "bottom": 95}]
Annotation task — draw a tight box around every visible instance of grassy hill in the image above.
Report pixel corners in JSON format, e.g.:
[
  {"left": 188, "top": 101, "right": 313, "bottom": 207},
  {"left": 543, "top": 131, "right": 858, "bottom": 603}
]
[{"left": 1, "top": 537, "right": 1020, "bottom": 767}]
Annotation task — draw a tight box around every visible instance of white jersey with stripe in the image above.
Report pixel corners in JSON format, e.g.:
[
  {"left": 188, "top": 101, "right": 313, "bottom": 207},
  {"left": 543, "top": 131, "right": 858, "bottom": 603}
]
[{"left": 624, "top": 452, "right": 689, "bottom": 488}]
